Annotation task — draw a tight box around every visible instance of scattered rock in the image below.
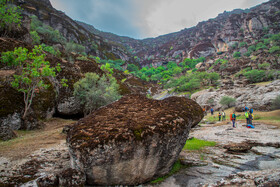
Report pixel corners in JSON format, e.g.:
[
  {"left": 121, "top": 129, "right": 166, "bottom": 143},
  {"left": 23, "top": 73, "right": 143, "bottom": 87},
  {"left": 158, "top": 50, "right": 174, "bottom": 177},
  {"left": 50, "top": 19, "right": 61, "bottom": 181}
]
[
  {"left": 0, "top": 125, "right": 17, "bottom": 141},
  {"left": 21, "top": 113, "right": 45, "bottom": 130},
  {"left": 58, "top": 168, "right": 86, "bottom": 186},
  {"left": 36, "top": 174, "right": 59, "bottom": 186},
  {"left": 224, "top": 142, "right": 253, "bottom": 153},
  {"left": 0, "top": 113, "right": 22, "bottom": 130},
  {"left": 67, "top": 94, "right": 203, "bottom": 185}
]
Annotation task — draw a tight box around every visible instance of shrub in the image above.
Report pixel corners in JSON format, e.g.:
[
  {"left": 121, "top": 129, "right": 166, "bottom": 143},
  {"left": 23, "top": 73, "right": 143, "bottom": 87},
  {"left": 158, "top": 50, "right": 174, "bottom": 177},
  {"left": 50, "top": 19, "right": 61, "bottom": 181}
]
[
  {"left": 65, "top": 42, "right": 86, "bottom": 54},
  {"left": 233, "top": 51, "right": 241, "bottom": 58},
  {"left": 176, "top": 78, "right": 200, "bottom": 92},
  {"left": 269, "top": 46, "right": 280, "bottom": 53},
  {"left": 244, "top": 69, "right": 266, "bottom": 83},
  {"left": 258, "top": 62, "right": 270, "bottom": 70},
  {"left": 248, "top": 45, "right": 256, "bottom": 53},
  {"left": 219, "top": 96, "right": 236, "bottom": 108},
  {"left": 76, "top": 55, "right": 89, "bottom": 61},
  {"left": 239, "top": 42, "right": 247, "bottom": 48},
  {"left": 272, "top": 95, "right": 280, "bottom": 110},
  {"left": 73, "top": 73, "right": 121, "bottom": 115},
  {"left": 30, "top": 31, "right": 41, "bottom": 45},
  {"left": 41, "top": 44, "right": 59, "bottom": 56},
  {"left": 0, "top": 0, "right": 22, "bottom": 30},
  {"left": 30, "top": 15, "right": 66, "bottom": 44},
  {"left": 243, "top": 51, "right": 251, "bottom": 57},
  {"left": 256, "top": 42, "right": 268, "bottom": 51}
]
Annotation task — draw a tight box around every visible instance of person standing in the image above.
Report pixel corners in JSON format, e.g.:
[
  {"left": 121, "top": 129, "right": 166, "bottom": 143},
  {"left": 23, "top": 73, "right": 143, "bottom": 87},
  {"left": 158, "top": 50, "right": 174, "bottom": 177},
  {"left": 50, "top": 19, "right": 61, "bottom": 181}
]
[
  {"left": 222, "top": 110, "right": 226, "bottom": 121},
  {"left": 231, "top": 112, "right": 237, "bottom": 128},
  {"left": 245, "top": 111, "right": 249, "bottom": 126},
  {"left": 248, "top": 112, "right": 253, "bottom": 126},
  {"left": 210, "top": 107, "right": 214, "bottom": 115},
  {"left": 218, "top": 112, "right": 221, "bottom": 121}
]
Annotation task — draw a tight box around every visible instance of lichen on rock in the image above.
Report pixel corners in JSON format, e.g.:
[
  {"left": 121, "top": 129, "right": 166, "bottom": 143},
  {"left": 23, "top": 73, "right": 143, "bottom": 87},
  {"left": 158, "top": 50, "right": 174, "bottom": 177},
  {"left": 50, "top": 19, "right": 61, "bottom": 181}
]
[{"left": 67, "top": 94, "right": 203, "bottom": 185}]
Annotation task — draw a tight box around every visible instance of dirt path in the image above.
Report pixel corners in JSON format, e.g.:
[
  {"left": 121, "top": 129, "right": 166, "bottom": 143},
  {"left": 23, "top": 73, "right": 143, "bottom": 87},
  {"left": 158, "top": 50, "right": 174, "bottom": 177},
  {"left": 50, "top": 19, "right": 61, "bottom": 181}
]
[{"left": 0, "top": 118, "right": 74, "bottom": 160}]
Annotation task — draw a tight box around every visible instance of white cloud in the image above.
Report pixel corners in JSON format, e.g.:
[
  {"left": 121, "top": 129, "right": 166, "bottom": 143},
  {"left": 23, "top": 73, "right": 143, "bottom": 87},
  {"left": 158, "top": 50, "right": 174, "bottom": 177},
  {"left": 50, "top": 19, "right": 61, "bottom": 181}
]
[{"left": 49, "top": 0, "right": 269, "bottom": 39}]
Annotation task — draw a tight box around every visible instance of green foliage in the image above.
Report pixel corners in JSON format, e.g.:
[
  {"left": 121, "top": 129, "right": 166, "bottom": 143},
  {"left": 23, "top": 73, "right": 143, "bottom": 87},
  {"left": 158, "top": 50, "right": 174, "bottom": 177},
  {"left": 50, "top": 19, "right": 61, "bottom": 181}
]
[
  {"left": 258, "top": 62, "right": 270, "bottom": 70},
  {"left": 30, "top": 31, "right": 41, "bottom": 45},
  {"left": 91, "top": 41, "right": 98, "bottom": 50},
  {"left": 65, "top": 41, "right": 85, "bottom": 54},
  {"left": 269, "top": 46, "right": 280, "bottom": 53},
  {"left": 127, "top": 64, "right": 139, "bottom": 72},
  {"left": 239, "top": 42, "right": 247, "bottom": 48},
  {"left": 73, "top": 73, "right": 121, "bottom": 115},
  {"left": 233, "top": 51, "right": 241, "bottom": 58},
  {"left": 101, "top": 63, "right": 114, "bottom": 75},
  {"left": 1, "top": 45, "right": 63, "bottom": 118},
  {"left": 183, "top": 137, "right": 216, "bottom": 150},
  {"left": 0, "top": 0, "right": 22, "bottom": 29},
  {"left": 256, "top": 42, "right": 268, "bottom": 51},
  {"left": 272, "top": 95, "right": 280, "bottom": 110},
  {"left": 176, "top": 78, "right": 201, "bottom": 92},
  {"left": 244, "top": 69, "right": 266, "bottom": 83},
  {"left": 41, "top": 44, "right": 60, "bottom": 57},
  {"left": 76, "top": 55, "right": 90, "bottom": 61},
  {"left": 30, "top": 15, "right": 66, "bottom": 44},
  {"left": 219, "top": 96, "right": 236, "bottom": 108},
  {"left": 248, "top": 45, "right": 256, "bottom": 53},
  {"left": 243, "top": 51, "right": 251, "bottom": 57},
  {"left": 165, "top": 72, "right": 220, "bottom": 92}
]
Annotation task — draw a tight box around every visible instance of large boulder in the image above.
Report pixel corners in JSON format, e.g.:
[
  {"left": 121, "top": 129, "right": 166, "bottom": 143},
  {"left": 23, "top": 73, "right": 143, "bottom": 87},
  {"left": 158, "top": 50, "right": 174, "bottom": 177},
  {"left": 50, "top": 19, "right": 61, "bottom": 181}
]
[{"left": 67, "top": 94, "right": 203, "bottom": 185}]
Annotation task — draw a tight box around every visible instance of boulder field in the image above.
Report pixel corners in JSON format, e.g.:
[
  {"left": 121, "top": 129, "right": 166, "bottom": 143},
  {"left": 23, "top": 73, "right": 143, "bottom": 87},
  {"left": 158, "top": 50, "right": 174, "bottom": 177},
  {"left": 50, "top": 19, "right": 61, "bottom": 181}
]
[{"left": 66, "top": 94, "right": 203, "bottom": 185}]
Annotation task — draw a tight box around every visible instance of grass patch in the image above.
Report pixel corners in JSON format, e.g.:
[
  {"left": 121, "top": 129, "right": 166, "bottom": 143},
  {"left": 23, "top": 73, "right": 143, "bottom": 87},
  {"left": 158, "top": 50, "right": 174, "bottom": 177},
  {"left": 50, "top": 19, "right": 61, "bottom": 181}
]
[
  {"left": 183, "top": 137, "right": 216, "bottom": 150},
  {"left": 150, "top": 160, "right": 184, "bottom": 184},
  {"left": 252, "top": 81, "right": 272, "bottom": 86}
]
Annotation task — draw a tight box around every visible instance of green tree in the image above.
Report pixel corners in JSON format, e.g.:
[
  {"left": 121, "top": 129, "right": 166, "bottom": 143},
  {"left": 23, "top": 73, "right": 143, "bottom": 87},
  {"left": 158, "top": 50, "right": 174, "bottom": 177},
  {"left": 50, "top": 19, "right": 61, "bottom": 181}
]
[
  {"left": 244, "top": 69, "right": 266, "bottom": 83},
  {"left": 0, "top": 0, "right": 22, "bottom": 30},
  {"left": 1, "top": 45, "right": 63, "bottom": 118},
  {"left": 219, "top": 96, "right": 236, "bottom": 108},
  {"left": 73, "top": 73, "right": 121, "bottom": 115}
]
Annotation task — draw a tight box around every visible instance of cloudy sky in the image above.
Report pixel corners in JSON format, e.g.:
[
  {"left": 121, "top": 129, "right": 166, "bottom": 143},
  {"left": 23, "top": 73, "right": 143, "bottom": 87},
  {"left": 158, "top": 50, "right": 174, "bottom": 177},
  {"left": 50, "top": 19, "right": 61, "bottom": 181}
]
[{"left": 49, "top": 0, "right": 269, "bottom": 39}]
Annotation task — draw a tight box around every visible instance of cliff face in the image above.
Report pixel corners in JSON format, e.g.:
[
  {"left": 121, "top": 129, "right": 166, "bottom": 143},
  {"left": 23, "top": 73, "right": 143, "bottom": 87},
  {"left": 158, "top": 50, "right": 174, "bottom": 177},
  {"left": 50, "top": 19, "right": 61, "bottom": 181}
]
[
  {"left": 14, "top": 0, "right": 133, "bottom": 62},
  {"left": 77, "top": 0, "right": 280, "bottom": 67}
]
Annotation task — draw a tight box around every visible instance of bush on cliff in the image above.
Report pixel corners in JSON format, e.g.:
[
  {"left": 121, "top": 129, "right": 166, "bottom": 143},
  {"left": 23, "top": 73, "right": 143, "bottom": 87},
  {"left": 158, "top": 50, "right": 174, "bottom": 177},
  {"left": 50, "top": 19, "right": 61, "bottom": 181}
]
[
  {"left": 0, "top": 0, "right": 22, "bottom": 30},
  {"left": 219, "top": 96, "right": 236, "bottom": 109},
  {"left": 73, "top": 73, "right": 121, "bottom": 115}
]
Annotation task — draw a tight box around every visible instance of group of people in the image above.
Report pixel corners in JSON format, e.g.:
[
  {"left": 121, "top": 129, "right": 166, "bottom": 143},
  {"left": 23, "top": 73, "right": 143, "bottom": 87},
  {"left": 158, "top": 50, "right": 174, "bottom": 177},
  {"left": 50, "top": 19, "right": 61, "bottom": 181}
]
[{"left": 208, "top": 106, "right": 254, "bottom": 128}]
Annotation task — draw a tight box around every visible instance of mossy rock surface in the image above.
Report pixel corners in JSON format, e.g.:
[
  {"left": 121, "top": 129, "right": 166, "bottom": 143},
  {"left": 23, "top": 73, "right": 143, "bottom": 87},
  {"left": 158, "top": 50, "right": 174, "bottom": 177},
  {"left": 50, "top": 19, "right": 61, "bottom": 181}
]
[
  {"left": 0, "top": 79, "right": 23, "bottom": 118},
  {"left": 67, "top": 94, "right": 203, "bottom": 151}
]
